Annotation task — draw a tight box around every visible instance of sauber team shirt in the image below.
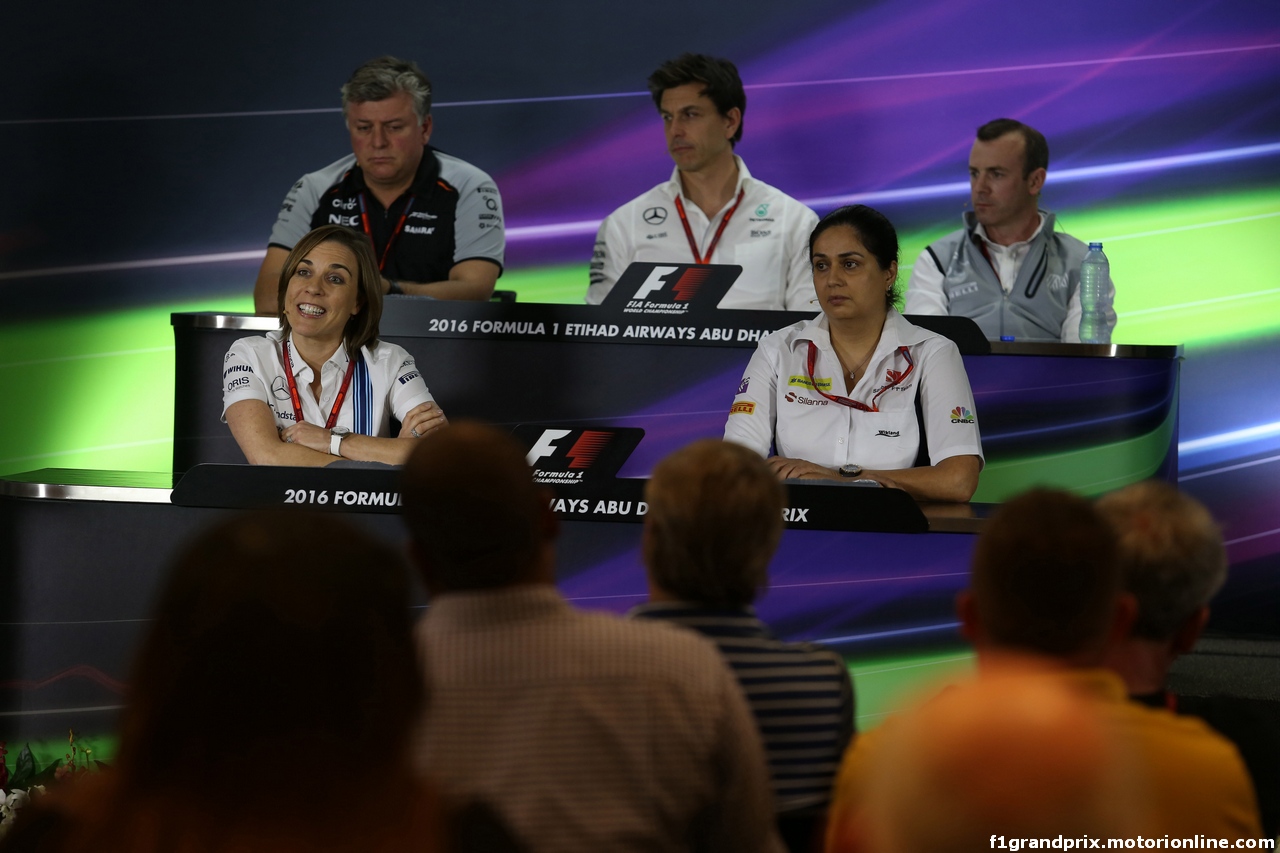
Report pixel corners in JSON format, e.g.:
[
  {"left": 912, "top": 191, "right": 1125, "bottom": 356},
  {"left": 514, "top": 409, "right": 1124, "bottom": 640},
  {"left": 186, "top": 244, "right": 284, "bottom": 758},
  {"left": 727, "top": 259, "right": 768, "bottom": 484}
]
[
  {"left": 267, "top": 148, "right": 504, "bottom": 285},
  {"left": 724, "top": 310, "right": 984, "bottom": 471},
  {"left": 588, "top": 157, "right": 818, "bottom": 310},
  {"left": 221, "top": 329, "right": 433, "bottom": 436}
]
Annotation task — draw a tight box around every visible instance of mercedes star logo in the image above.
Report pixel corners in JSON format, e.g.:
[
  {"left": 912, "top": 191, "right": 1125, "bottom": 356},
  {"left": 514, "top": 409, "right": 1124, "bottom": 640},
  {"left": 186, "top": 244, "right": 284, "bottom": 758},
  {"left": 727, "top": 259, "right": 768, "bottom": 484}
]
[{"left": 643, "top": 206, "right": 668, "bottom": 225}]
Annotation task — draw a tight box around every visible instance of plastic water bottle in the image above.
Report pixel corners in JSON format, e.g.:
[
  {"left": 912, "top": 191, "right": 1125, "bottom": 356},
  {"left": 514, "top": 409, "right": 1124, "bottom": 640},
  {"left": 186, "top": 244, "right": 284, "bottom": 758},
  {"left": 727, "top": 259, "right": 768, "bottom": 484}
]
[{"left": 1078, "top": 242, "right": 1114, "bottom": 344}]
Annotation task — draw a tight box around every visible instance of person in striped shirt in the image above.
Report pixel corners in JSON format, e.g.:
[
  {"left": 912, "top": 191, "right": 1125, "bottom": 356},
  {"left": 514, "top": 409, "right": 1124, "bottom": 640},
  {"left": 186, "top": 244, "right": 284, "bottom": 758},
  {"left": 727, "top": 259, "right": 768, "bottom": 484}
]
[{"left": 631, "top": 439, "right": 856, "bottom": 852}]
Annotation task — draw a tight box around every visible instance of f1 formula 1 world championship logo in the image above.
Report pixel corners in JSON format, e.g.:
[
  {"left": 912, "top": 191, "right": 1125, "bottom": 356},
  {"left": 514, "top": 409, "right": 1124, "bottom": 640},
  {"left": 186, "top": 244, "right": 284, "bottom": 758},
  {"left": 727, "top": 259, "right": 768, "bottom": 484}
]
[
  {"left": 602, "top": 262, "right": 740, "bottom": 315},
  {"left": 630, "top": 265, "right": 712, "bottom": 305},
  {"left": 527, "top": 429, "right": 610, "bottom": 471},
  {"left": 517, "top": 426, "right": 645, "bottom": 486}
]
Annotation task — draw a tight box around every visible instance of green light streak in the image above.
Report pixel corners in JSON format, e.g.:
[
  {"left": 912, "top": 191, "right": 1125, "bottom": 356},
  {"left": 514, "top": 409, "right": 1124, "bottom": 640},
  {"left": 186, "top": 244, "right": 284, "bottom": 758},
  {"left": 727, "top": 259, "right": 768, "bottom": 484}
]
[{"left": 972, "top": 400, "right": 1178, "bottom": 502}]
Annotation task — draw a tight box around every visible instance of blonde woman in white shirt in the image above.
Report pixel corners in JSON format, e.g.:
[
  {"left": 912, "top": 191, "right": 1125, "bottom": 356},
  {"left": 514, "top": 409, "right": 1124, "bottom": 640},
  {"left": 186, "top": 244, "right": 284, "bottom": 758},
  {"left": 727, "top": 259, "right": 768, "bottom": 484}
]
[{"left": 223, "top": 225, "right": 446, "bottom": 466}]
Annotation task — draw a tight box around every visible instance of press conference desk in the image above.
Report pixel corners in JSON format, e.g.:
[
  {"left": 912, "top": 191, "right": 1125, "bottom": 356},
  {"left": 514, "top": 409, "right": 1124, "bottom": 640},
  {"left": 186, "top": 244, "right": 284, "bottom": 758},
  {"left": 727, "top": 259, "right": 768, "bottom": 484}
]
[
  {"left": 174, "top": 301, "right": 1183, "bottom": 503},
  {"left": 1, "top": 464, "right": 992, "bottom": 741}
]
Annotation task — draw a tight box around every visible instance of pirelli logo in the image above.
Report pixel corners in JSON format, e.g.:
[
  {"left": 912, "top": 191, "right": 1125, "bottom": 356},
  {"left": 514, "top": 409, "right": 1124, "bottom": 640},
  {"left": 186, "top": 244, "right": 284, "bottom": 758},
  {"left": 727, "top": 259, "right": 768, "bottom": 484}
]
[
  {"left": 788, "top": 375, "right": 832, "bottom": 391},
  {"left": 729, "top": 402, "right": 756, "bottom": 416}
]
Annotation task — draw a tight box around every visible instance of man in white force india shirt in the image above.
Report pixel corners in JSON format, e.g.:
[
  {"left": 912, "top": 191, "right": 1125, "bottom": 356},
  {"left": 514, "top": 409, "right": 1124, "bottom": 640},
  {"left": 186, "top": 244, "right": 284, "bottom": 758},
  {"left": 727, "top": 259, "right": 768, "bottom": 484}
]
[{"left": 588, "top": 54, "right": 818, "bottom": 311}]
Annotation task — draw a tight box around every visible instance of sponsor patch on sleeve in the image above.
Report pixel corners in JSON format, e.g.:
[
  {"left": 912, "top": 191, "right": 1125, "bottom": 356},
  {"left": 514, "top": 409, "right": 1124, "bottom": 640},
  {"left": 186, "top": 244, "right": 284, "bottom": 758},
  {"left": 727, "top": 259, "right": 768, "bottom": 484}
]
[
  {"left": 729, "top": 402, "right": 756, "bottom": 416},
  {"left": 788, "top": 374, "right": 832, "bottom": 392},
  {"left": 737, "top": 376, "right": 750, "bottom": 395},
  {"left": 950, "top": 406, "right": 976, "bottom": 424}
]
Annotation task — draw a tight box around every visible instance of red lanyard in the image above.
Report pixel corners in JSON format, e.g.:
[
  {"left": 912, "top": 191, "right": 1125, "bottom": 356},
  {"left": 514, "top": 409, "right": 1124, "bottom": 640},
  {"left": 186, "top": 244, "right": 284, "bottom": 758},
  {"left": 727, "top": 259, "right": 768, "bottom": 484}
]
[
  {"left": 358, "top": 193, "right": 415, "bottom": 272},
  {"left": 281, "top": 340, "right": 356, "bottom": 430},
  {"left": 674, "top": 188, "right": 745, "bottom": 265},
  {"left": 805, "top": 342, "right": 915, "bottom": 413}
]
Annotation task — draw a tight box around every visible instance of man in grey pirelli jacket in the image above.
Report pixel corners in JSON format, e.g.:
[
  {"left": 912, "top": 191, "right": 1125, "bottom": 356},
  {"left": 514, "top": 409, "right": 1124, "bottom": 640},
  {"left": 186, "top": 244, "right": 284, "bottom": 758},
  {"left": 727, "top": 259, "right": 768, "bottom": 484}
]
[{"left": 904, "top": 119, "right": 1114, "bottom": 343}]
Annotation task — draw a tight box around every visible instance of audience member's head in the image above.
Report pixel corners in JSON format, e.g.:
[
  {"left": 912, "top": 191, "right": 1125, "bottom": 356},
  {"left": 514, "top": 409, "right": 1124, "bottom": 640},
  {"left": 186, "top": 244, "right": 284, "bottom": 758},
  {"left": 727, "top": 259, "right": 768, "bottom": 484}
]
[
  {"left": 119, "top": 512, "right": 421, "bottom": 797},
  {"left": 1097, "top": 480, "right": 1227, "bottom": 642},
  {"left": 401, "top": 422, "right": 556, "bottom": 593},
  {"left": 960, "top": 488, "right": 1130, "bottom": 665},
  {"left": 26, "top": 511, "right": 440, "bottom": 852},
  {"left": 1095, "top": 482, "right": 1227, "bottom": 695},
  {"left": 845, "top": 666, "right": 1145, "bottom": 853},
  {"left": 643, "top": 439, "right": 785, "bottom": 608}
]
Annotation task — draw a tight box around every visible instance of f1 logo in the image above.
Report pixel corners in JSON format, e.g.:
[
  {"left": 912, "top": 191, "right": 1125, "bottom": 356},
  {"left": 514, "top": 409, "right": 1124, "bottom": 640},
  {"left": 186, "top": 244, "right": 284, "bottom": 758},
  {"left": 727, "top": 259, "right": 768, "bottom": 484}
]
[
  {"left": 515, "top": 425, "right": 645, "bottom": 484},
  {"left": 631, "top": 266, "right": 679, "bottom": 300},
  {"left": 526, "top": 429, "right": 571, "bottom": 466},
  {"left": 526, "top": 429, "right": 614, "bottom": 469}
]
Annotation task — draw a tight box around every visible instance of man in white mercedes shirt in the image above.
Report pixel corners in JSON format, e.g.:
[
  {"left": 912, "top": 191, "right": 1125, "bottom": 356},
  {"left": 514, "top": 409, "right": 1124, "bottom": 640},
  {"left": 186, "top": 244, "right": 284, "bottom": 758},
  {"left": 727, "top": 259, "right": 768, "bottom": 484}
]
[{"left": 588, "top": 54, "right": 818, "bottom": 310}]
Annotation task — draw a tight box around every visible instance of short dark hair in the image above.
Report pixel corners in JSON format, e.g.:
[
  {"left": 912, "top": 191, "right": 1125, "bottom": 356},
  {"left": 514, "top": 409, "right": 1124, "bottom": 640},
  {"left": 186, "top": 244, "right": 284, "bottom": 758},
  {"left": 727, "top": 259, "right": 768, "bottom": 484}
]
[
  {"left": 1096, "top": 481, "right": 1227, "bottom": 641},
  {"left": 342, "top": 56, "right": 433, "bottom": 120},
  {"left": 648, "top": 53, "right": 746, "bottom": 145},
  {"left": 977, "top": 118, "right": 1049, "bottom": 177},
  {"left": 970, "top": 489, "right": 1121, "bottom": 657},
  {"left": 809, "top": 204, "right": 903, "bottom": 309},
  {"left": 277, "top": 225, "right": 384, "bottom": 359},
  {"left": 401, "top": 422, "right": 550, "bottom": 592},
  {"left": 644, "top": 440, "right": 785, "bottom": 608},
  {"left": 118, "top": 511, "right": 422, "bottom": 811}
]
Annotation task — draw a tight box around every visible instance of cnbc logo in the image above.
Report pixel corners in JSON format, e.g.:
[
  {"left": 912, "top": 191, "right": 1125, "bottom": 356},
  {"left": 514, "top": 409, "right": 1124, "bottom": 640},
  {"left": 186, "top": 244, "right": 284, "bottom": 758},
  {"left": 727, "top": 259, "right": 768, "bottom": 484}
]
[{"left": 950, "top": 406, "right": 975, "bottom": 424}]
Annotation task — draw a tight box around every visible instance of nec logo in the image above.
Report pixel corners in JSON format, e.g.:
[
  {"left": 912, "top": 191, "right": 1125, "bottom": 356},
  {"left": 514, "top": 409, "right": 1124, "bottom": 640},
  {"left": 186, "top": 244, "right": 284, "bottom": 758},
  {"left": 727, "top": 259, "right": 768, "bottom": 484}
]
[
  {"left": 631, "top": 265, "right": 713, "bottom": 302},
  {"left": 526, "top": 429, "right": 611, "bottom": 469}
]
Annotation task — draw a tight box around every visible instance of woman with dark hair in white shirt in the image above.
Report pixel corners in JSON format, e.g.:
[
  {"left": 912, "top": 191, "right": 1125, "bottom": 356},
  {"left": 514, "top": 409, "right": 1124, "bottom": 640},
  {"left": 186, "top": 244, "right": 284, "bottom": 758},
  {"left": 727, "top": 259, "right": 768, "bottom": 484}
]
[{"left": 724, "top": 205, "right": 983, "bottom": 502}]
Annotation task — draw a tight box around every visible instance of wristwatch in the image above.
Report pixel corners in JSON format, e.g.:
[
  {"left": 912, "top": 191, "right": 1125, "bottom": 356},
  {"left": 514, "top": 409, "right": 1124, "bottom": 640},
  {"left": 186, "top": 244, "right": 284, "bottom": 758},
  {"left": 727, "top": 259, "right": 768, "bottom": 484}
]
[
  {"left": 838, "top": 464, "right": 864, "bottom": 478},
  {"left": 330, "top": 426, "right": 351, "bottom": 457}
]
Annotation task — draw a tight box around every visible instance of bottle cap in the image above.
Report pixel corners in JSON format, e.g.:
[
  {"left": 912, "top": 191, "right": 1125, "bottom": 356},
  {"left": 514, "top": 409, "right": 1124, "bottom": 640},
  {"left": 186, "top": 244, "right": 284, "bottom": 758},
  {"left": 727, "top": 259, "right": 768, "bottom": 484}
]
[
  {"left": 1000, "top": 335, "right": 1016, "bottom": 342},
  {"left": 1089, "top": 242, "right": 1103, "bottom": 249}
]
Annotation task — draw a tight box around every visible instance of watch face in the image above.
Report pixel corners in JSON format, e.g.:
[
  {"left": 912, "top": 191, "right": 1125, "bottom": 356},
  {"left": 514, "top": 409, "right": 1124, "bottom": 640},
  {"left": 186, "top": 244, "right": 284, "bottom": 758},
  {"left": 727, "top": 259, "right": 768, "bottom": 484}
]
[
  {"left": 332, "top": 427, "right": 351, "bottom": 436},
  {"left": 839, "top": 464, "right": 863, "bottom": 477}
]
